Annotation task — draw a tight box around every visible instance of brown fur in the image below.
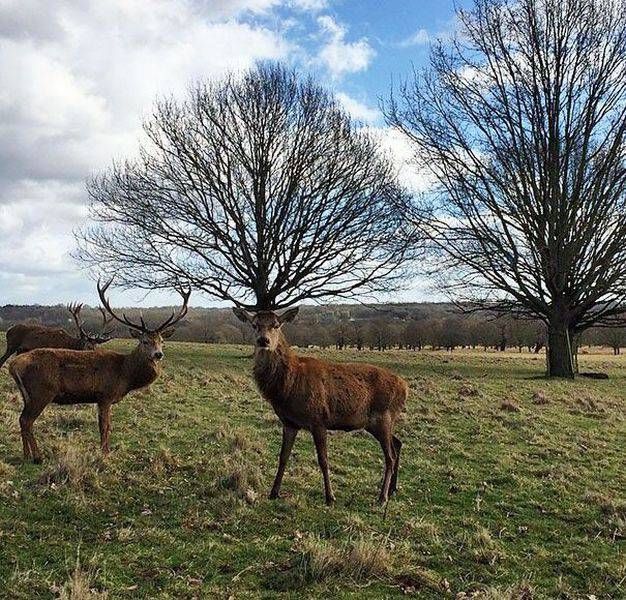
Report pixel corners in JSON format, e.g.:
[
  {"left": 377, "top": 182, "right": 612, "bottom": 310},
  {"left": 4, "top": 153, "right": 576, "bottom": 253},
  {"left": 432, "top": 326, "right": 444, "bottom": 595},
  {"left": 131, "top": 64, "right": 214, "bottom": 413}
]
[
  {"left": 0, "top": 324, "right": 93, "bottom": 368},
  {"left": 0, "top": 303, "right": 113, "bottom": 368},
  {"left": 233, "top": 308, "right": 408, "bottom": 505},
  {"left": 8, "top": 331, "right": 170, "bottom": 463}
]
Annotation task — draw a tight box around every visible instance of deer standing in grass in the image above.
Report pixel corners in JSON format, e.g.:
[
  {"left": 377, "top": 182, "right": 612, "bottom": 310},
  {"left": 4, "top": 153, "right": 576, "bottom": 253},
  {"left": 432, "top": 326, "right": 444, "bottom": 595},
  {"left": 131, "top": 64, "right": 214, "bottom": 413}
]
[
  {"left": 8, "top": 281, "right": 190, "bottom": 463},
  {"left": 233, "top": 307, "right": 408, "bottom": 505},
  {"left": 0, "top": 304, "right": 114, "bottom": 368}
]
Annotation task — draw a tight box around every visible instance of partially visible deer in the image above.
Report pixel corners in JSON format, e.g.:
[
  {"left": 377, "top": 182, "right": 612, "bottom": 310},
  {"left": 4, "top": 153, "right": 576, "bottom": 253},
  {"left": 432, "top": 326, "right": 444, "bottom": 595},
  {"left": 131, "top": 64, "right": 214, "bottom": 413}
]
[
  {"left": 8, "top": 281, "right": 190, "bottom": 462},
  {"left": 0, "top": 303, "right": 114, "bottom": 368},
  {"left": 233, "top": 307, "right": 408, "bottom": 505}
]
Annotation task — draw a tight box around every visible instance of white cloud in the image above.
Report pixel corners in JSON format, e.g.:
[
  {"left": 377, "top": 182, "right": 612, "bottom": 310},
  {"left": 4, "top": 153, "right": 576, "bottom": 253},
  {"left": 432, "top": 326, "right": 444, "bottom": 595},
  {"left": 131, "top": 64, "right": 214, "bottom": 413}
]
[
  {"left": 335, "top": 92, "right": 380, "bottom": 123},
  {"left": 290, "top": 0, "right": 328, "bottom": 10},
  {"left": 399, "top": 28, "right": 430, "bottom": 47},
  {"left": 366, "top": 127, "right": 435, "bottom": 194},
  {"left": 0, "top": 0, "right": 295, "bottom": 305},
  {"left": 317, "top": 15, "right": 375, "bottom": 78}
]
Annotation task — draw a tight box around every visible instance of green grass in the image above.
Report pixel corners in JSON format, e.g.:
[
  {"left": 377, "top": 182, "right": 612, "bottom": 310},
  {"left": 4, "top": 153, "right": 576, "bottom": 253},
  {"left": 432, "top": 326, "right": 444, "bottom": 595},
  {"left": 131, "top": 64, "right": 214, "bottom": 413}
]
[{"left": 0, "top": 339, "right": 624, "bottom": 598}]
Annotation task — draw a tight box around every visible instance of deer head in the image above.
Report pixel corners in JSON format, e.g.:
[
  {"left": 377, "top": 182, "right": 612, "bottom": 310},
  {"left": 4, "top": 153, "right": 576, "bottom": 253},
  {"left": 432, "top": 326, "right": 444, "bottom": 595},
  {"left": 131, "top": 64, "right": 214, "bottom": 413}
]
[
  {"left": 232, "top": 307, "right": 299, "bottom": 352},
  {"left": 97, "top": 279, "right": 190, "bottom": 361}
]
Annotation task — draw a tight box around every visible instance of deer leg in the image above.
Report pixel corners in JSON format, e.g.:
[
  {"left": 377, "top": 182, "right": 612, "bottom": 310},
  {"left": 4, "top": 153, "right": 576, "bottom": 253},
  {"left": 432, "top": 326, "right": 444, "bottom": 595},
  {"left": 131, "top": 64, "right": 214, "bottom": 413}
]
[
  {"left": 0, "top": 348, "right": 13, "bottom": 368},
  {"left": 98, "top": 403, "right": 113, "bottom": 455},
  {"left": 390, "top": 435, "right": 402, "bottom": 495},
  {"left": 19, "top": 403, "right": 46, "bottom": 464},
  {"left": 269, "top": 424, "right": 298, "bottom": 499},
  {"left": 369, "top": 415, "right": 396, "bottom": 505},
  {"left": 311, "top": 426, "right": 335, "bottom": 505}
]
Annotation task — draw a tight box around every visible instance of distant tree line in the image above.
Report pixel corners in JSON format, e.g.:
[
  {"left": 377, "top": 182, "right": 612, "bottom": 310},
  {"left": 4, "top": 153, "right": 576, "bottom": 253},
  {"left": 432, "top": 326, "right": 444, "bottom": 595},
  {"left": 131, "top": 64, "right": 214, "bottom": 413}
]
[{"left": 2, "top": 302, "right": 624, "bottom": 354}]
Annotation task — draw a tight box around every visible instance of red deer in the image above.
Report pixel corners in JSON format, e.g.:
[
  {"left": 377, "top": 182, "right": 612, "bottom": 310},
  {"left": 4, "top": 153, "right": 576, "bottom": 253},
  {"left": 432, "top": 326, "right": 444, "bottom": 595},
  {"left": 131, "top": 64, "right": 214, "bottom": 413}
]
[
  {"left": 8, "top": 281, "right": 190, "bottom": 463},
  {"left": 233, "top": 307, "right": 408, "bottom": 505},
  {"left": 0, "top": 304, "right": 114, "bottom": 368}
]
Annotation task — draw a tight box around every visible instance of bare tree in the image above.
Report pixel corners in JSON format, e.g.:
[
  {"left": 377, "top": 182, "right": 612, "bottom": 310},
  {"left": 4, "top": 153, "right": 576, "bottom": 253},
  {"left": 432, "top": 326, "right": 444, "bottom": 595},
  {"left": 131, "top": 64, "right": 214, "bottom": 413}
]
[
  {"left": 387, "top": 0, "right": 626, "bottom": 377},
  {"left": 77, "top": 63, "right": 411, "bottom": 311}
]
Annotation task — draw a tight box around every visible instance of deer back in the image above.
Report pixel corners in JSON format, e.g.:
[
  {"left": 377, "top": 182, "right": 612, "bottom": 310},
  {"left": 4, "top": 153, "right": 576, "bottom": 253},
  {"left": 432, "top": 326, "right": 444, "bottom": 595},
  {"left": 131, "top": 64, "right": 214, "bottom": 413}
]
[{"left": 7, "top": 323, "right": 82, "bottom": 353}]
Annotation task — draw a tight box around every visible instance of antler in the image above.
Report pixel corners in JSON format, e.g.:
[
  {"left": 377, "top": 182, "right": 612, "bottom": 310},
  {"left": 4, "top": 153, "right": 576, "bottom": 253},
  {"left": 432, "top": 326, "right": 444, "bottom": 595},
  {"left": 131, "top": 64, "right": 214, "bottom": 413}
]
[
  {"left": 153, "top": 286, "right": 191, "bottom": 332},
  {"left": 98, "top": 307, "right": 116, "bottom": 338},
  {"left": 67, "top": 302, "right": 88, "bottom": 337},
  {"left": 97, "top": 279, "right": 191, "bottom": 333},
  {"left": 97, "top": 279, "right": 146, "bottom": 332}
]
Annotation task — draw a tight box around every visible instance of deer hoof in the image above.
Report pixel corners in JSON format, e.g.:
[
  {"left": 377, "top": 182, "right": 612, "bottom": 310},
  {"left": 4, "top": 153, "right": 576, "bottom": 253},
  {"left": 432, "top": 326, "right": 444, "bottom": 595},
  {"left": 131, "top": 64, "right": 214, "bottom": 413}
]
[
  {"left": 325, "top": 495, "right": 336, "bottom": 506},
  {"left": 269, "top": 490, "right": 280, "bottom": 500},
  {"left": 33, "top": 456, "right": 42, "bottom": 465}
]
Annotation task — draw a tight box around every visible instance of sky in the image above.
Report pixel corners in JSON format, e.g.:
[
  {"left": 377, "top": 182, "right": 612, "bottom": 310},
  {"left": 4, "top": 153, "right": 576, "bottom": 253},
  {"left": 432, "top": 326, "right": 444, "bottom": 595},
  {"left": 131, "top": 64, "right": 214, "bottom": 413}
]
[{"left": 0, "top": 0, "right": 467, "bottom": 308}]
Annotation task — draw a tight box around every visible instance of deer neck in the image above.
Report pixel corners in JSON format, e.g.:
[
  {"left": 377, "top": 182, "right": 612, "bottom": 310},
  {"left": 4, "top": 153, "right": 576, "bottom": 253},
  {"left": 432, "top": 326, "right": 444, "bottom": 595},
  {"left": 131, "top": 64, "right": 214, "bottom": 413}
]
[
  {"left": 253, "top": 332, "right": 296, "bottom": 399},
  {"left": 122, "top": 345, "right": 160, "bottom": 393}
]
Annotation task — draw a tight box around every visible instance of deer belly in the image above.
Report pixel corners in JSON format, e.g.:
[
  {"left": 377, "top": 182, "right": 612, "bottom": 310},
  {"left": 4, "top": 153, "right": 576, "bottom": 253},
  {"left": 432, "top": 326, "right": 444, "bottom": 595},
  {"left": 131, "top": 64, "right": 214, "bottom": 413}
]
[{"left": 54, "top": 392, "right": 98, "bottom": 405}]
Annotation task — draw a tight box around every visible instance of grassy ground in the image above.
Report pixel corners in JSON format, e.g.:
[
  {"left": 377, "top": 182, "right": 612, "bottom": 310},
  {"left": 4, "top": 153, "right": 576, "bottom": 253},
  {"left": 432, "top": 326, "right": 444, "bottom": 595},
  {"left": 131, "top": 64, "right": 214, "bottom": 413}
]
[{"left": 0, "top": 339, "right": 624, "bottom": 599}]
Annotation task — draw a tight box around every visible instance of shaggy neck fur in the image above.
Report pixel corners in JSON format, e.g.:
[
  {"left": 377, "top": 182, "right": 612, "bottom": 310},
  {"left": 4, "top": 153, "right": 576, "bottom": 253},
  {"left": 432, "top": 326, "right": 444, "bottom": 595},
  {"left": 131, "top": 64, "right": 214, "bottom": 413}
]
[
  {"left": 122, "top": 346, "right": 160, "bottom": 393},
  {"left": 253, "top": 331, "right": 297, "bottom": 400}
]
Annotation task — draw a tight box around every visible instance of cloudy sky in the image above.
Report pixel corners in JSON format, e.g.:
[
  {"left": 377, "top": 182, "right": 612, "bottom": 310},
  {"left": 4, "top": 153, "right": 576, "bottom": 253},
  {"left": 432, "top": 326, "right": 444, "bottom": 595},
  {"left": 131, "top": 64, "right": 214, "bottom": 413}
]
[{"left": 0, "top": 0, "right": 465, "bottom": 307}]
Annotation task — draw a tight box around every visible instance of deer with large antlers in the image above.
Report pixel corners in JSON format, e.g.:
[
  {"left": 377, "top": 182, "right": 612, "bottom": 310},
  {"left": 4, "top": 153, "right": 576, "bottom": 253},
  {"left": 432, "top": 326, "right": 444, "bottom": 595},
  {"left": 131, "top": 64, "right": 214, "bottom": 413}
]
[
  {"left": 8, "top": 281, "right": 190, "bottom": 462},
  {"left": 233, "top": 307, "right": 408, "bottom": 505},
  {"left": 0, "top": 304, "right": 114, "bottom": 368}
]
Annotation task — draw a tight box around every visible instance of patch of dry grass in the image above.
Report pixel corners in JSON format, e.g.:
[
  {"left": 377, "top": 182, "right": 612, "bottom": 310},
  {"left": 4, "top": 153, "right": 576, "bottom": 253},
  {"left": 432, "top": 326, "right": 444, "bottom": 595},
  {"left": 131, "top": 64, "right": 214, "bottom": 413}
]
[
  {"left": 53, "top": 555, "right": 108, "bottom": 600},
  {"left": 293, "top": 533, "right": 391, "bottom": 583},
  {"left": 500, "top": 399, "right": 521, "bottom": 412},
  {"left": 456, "top": 582, "right": 534, "bottom": 599},
  {"left": 37, "top": 442, "right": 103, "bottom": 492}
]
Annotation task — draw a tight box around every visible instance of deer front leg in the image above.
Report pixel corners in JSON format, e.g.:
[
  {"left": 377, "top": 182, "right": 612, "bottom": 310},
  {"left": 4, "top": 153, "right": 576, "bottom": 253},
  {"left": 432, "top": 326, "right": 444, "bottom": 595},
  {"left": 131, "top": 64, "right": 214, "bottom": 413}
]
[
  {"left": 312, "top": 426, "right": 335, "bottom": 505},
  {"left": 98, "top": 403, "right": 113, "bottom": 455},
  {"left": 270, "top": 424, "right": 298, "bottom": 499}
]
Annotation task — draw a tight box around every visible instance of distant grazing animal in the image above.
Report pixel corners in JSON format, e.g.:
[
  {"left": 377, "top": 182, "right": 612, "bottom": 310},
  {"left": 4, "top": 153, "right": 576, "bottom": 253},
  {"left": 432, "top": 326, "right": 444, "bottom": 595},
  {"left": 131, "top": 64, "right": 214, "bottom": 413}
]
[
  {"left": 0, "top": 303, "right": 114, "bottom": 368},
  {"left": 8, "top": 281, "right": 190, "bottom": 463},
  {"left": 233, "top": 307, "right": 408, "bottom": 505}
]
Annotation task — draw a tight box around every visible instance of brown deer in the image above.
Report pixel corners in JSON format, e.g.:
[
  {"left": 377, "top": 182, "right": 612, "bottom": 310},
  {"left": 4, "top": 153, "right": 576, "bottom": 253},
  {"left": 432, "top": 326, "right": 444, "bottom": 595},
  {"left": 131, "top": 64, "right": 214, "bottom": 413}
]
[
  {"left": 0, "top": 304, "right": 114, "bottom": 368},
  {"left": 233, "top": 307, "right": 408, "bottom": 505},
  {"left": 8, "top": 281, "right": 190, "bottom": 463}
]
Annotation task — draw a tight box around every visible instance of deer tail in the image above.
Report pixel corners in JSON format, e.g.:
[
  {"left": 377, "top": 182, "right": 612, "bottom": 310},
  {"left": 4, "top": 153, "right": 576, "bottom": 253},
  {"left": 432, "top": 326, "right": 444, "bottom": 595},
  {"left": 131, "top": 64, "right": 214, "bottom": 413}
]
[{"left": 9, "top": 362, "right": 30, "bottom": 405}]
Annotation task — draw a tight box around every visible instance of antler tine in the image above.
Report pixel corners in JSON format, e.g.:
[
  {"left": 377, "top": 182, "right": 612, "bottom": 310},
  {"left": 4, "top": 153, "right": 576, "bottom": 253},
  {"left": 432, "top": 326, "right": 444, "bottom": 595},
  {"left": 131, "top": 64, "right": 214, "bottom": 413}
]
[
  {"left": 97, "top": 278, "right": 146, "bottom": 332},
  {"left": 67, "top": 302, "right": 87, "bottom": 335},
  {"left": 97, "top": 307, "right": 115, "bottom": 338},
  {"left": 155, "top": 286, "right": 191, "bottom": 332}
]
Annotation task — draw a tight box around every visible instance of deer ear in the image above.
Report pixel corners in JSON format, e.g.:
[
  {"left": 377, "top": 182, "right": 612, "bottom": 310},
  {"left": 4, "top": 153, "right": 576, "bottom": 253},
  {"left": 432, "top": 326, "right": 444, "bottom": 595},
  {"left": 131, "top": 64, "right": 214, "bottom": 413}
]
[
  {"left": 161, "top": 327, "right": 175, "bottom": 339},
  {"left": 129, "top": 328, "right": 142, "bottom": 339},
  {"left": 279, "top": 307, "right": 299, "bottom": 324},
  {"left": 232, "top": 307, "right": 252, "bottom": 323}
]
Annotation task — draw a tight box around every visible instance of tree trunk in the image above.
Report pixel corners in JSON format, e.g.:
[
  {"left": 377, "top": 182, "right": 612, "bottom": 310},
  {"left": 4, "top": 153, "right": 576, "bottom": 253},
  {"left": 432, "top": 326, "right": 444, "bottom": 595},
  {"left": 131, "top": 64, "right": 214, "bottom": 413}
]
[{"left": 547, "top": 322, "right": 575, "bottom": 378}]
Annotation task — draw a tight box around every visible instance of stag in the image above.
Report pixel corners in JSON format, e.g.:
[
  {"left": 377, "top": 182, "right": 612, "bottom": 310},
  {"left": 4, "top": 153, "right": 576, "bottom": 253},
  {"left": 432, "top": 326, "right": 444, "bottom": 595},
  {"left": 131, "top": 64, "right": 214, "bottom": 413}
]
[
  {"left": 233, "top": 307, "right": 408, "bottom": 505},
  {"left": 0, "top": 304, "right": 114, "bottom": 368},
  {"left": 8, "top": 281, "right": 190, "bottom": 462}
]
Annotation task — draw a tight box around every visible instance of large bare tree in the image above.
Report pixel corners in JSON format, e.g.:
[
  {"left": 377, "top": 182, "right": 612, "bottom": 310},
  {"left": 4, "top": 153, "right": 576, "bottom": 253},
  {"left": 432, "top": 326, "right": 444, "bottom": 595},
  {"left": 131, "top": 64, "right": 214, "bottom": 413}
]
[
  {"left": 77, "top": 63, "right": 410, "bottom": 310},
  {"left": 386, "top": 0, "right": 626, "bottom": 377}
]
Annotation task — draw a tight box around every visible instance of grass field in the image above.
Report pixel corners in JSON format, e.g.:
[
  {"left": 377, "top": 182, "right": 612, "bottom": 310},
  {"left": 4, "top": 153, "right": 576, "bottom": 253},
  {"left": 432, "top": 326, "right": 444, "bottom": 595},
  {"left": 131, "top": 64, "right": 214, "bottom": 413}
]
[{"left": 0, "top": 339, "right": 624, "bottom": 599}]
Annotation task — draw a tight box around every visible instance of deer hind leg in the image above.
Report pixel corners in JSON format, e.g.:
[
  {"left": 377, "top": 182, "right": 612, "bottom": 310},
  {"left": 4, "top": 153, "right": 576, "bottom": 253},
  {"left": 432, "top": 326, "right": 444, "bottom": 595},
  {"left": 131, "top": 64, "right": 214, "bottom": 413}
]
[
  {"left": 269, "top": 423, "right": 298, "bottom": 499},
  {"left": 98, "top": 403, "right": 113, "bottom": 455},
  {"left": 311, "top": 426, "right": 335, "bottom": 505},
  {"left": 0, "top": 343, "right": 15, "bottom": 368},
  {"left": 19, "top": 402, "right": 47, "bottom": 464},
  {"left": 368, "top": 414, "right": 396, "bottom": 505},
  {"left": 13, "top": 370, "right": 49, "bottom": 463},
  {"left": 390, "top": 435, "right": 402, "bottom": 495}
]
